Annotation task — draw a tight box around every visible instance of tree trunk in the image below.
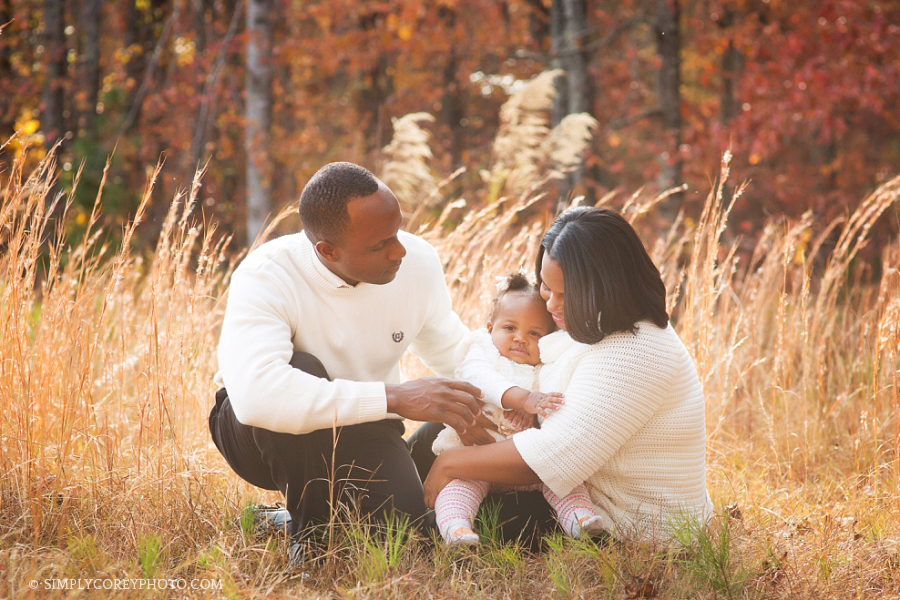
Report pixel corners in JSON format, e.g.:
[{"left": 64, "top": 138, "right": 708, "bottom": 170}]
[
  {"left": 550, "top": 0, "right": 590, "bottom": 123},
  {"left": 42, "top": 0, "right": 67, "bottom": 149},
  {"left": 245, "top": 0, "right": 273, "bottom": 245},
  {"left": 0, "top": 0, "right": 14, "bottom": 156},
  {"left": 561, "top": 0, "right": 589, "bottom": 116},
  {"left": 550, "top": 0, "right": 591, "bottom": 206},
  {"left": 184, "top": 0, "right": 241, "bottom": 179},
  {"left": 194, "top": 0, "right": 211, "bottom": 54},
  {"left": 79, "top": 0, "right": 102, "bottom": 139},
  {"left": 350, "top": 7, "right": 393, "bottom": 159},
  {"left": 352, "top": 55, "right": 393, "bottom": 159},
  {"left": 523, "top": 0, "right": 550, "bottom": 49},
  {"left": 655, "top": 0, "right": 683, "bottom": 216},
  {"left": 718, "top": 6, "right": 743, "bottom": 124},
  {"left": 122, "top": 0, "right": 144, "bottom": 127},
  {"left": 439, "top": 6, "right": 464, "bottom": 170}
]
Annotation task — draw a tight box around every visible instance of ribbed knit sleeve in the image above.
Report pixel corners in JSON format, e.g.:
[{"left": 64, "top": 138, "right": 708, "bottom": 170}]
[
  {"left": 514, "top": 336, "right": 661, "bottom": 496},
  {"left": 513, "top": 324, "right": 710, "bottom": 533},
  {"left": 218, "top": 265, "right": 387, "bottom": 435}
]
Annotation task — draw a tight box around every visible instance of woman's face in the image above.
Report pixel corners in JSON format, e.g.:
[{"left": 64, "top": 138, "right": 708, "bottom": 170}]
[{"left": 539, "top": 254, "right": 566, "bottom": 331}]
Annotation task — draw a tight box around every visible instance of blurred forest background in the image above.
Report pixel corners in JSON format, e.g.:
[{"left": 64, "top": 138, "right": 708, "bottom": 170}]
[
  {"left": 2, "top": 3, "right": 900, "bottom": 594},
  {"left": 2, "top": 0, "right": 899, "bottom": 250}
]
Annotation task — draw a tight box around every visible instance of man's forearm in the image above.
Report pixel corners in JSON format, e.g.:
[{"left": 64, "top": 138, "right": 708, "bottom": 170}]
[{"left": 385, "top": 378, "right": 482, "bottom": 432}]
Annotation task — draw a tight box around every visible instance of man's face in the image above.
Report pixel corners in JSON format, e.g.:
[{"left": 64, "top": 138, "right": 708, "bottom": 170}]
[{"left": 321, "top": 183, "right": 407, "bottom": 286}]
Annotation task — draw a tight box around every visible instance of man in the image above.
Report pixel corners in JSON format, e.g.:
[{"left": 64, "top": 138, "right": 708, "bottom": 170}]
[{"left": 209, "top": 162, "right": 487, "bottom": 542}]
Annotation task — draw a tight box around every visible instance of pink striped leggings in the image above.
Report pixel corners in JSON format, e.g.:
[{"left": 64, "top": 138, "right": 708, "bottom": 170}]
[{"left": 434, "top": 478, "right": 597, "bottom": 539}]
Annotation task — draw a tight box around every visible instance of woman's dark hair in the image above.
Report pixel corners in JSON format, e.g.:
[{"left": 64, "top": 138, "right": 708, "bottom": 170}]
[
  {"left": 535, "top": 207, "right": 668, "bottom": 344},
  {"left": 298, "top": 162, "right": 380, "bottom": 242},
  {"left": 489, "top": 272, "right": 556, "bottom": 332}
]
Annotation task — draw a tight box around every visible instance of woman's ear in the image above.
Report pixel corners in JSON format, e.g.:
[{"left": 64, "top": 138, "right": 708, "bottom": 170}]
[{"left": 315, "top": 239, "right": 340, "bottom": 263}]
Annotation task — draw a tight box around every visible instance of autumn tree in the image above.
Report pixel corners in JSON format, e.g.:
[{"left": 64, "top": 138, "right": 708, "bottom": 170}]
[
  {"left": 245, "top": 0, "right": 272, "bottom": 244},
  {"left": 77, "top": 0, "right": 102, "bottom": 141},
  {"left": 551, "top": 0, "right": 591, "bottom": 121},
  {"left": 0, "top": 2, "right": 15, "bottom": 162},
  {"left": 685, "top": 0, "right": 900, "bottom": 227},
  {"left": 3, "top": 0, "right": 896, "bottom": 249},
  {"left": 654, "top": 0, "right": 682, "bottom": 207},
  {"left": 41, "top": 0, "right": 66, "bottom": 150}
]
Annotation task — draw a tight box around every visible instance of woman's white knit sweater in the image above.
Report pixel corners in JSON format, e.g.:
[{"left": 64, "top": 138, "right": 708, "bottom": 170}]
[
  {"left": 512, "top": 324, "right": 713, "bottom": 539},
  {"left": 215, "top": 230, "right": 468, "bottom": 435}
]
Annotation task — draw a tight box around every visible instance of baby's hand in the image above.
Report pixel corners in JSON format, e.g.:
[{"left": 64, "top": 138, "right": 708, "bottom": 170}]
[
  {"left": 522, "top": 391, "right": 565, "bottom": 417},
  {"left": 503, "top": 408, "right": 537, "bottom": 432}
]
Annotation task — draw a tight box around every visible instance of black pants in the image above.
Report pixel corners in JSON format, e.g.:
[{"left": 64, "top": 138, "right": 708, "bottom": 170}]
[
  {"left": 407, "top": 421, "right": 559, "bottom": 550},
  {"left": 209, "top": 353, "right": 428, "bottom": 537}
]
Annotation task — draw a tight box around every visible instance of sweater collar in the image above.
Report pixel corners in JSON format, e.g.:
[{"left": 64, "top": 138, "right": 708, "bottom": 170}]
[
  {"left": 302, "top": 232, "right": 356, "bottom": 290},
  {"left": 538, "top": 330, "right": 584, "bottom": 363}
]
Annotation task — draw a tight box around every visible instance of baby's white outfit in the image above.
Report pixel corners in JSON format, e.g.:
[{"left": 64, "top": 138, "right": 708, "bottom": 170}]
[
  {"left": 432, "top": 329, "right": 603, "bottom": 544},
  {"left": 432, "top": 329, "right": 537, "bottom": 454}
]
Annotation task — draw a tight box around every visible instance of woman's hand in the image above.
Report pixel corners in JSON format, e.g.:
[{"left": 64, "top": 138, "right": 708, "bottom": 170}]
[{"left": 423, "top": 452, "right": 455, "bottom": 508}]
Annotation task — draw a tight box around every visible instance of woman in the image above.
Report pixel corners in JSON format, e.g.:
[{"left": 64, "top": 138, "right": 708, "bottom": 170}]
[{"left": 423, "top": 207, "right": 713, "bottom": 540}]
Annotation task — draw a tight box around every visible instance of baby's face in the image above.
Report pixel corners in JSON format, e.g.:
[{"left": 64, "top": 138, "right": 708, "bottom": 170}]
[{"left": 488, "top": 293, "right": 554, "bottom": 365}]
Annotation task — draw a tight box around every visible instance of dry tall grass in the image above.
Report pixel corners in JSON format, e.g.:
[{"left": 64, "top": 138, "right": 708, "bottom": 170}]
[{"left": 1, "top": 141, "right": 899, "bottom": 598}]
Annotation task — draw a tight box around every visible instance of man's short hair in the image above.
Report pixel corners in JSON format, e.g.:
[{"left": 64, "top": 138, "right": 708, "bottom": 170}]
[{"left": 299, "top": 162, "right": 380, "bottom": 242}]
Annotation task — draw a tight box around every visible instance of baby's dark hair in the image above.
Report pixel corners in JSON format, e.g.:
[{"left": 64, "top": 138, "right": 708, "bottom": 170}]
[{"left": 489, "top": 272, "right": 556, "bottom": 331}]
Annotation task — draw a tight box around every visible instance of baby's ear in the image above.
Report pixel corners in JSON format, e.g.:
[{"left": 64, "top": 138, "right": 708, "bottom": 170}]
[{"left": 486, "top": 322, "right": 493, "bottom": 333}]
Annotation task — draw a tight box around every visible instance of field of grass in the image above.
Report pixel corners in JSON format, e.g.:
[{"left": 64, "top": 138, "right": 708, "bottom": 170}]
[{"left": 1, "top": 147, "right": 899, "bottom": 599}]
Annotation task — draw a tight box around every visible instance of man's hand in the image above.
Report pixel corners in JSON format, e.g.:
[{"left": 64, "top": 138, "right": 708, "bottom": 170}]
[
  {"left": 456, "top": 410, "right": 498, "bottom": 446},
  {"left": 385, "top": 377, "right": 482, "bottom": 432}
]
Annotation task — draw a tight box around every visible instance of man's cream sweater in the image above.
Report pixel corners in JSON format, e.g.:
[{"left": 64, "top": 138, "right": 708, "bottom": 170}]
[
  {"left": 513, "top": 324, "right": 713, "bottom": 539},
  {"left": 215, "top": 230, "right": 468, "bottom": 435}
]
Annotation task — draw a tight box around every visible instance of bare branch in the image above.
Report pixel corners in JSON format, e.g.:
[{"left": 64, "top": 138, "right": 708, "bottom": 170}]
[
  {"left": 609, "top": 107, "right": 663, "bottom": 129},
  {"left": 183, "top": 0, "right": 244, "bottom": 174}
]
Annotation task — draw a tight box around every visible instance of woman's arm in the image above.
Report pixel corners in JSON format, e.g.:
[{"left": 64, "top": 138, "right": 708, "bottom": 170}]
[
  {"left": 513, "top": 329, "right": 679, "bottom": 498},
  {"left": 423, "top": 439, "right": 541, "bottom": 507}
]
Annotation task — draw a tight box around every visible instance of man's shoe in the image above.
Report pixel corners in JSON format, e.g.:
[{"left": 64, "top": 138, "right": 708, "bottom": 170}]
[{"left": 251, "top": 504, "right": 293, "bottom": 536}]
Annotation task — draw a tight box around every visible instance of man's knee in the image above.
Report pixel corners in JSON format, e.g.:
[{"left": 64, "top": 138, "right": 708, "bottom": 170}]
[
  {"left": 289, "top": 351, "right": 330, "bottom": 380},
  {"left": 334, "top": 421, "right": 427, "bottom": 523},
  {"left": 382, "top": 484, "right": 428, "bottom": 523},
  {"left": 407, "top": 421, "right": 445, "bottom": 481}
]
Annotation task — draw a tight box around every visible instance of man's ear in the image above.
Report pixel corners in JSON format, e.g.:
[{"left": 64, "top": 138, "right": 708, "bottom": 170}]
[{"left": 315, "top": 239, "right": 341, "bottom": 263}]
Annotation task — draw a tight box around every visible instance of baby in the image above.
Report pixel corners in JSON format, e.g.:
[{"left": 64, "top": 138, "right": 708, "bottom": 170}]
[{"left": 432, "top": 273, "right": 604, "bottom": 545}]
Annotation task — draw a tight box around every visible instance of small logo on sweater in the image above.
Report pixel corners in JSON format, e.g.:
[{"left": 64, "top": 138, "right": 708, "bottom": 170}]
[{"left": 392, "top": 331, "right": 404, "bottom": 343}]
